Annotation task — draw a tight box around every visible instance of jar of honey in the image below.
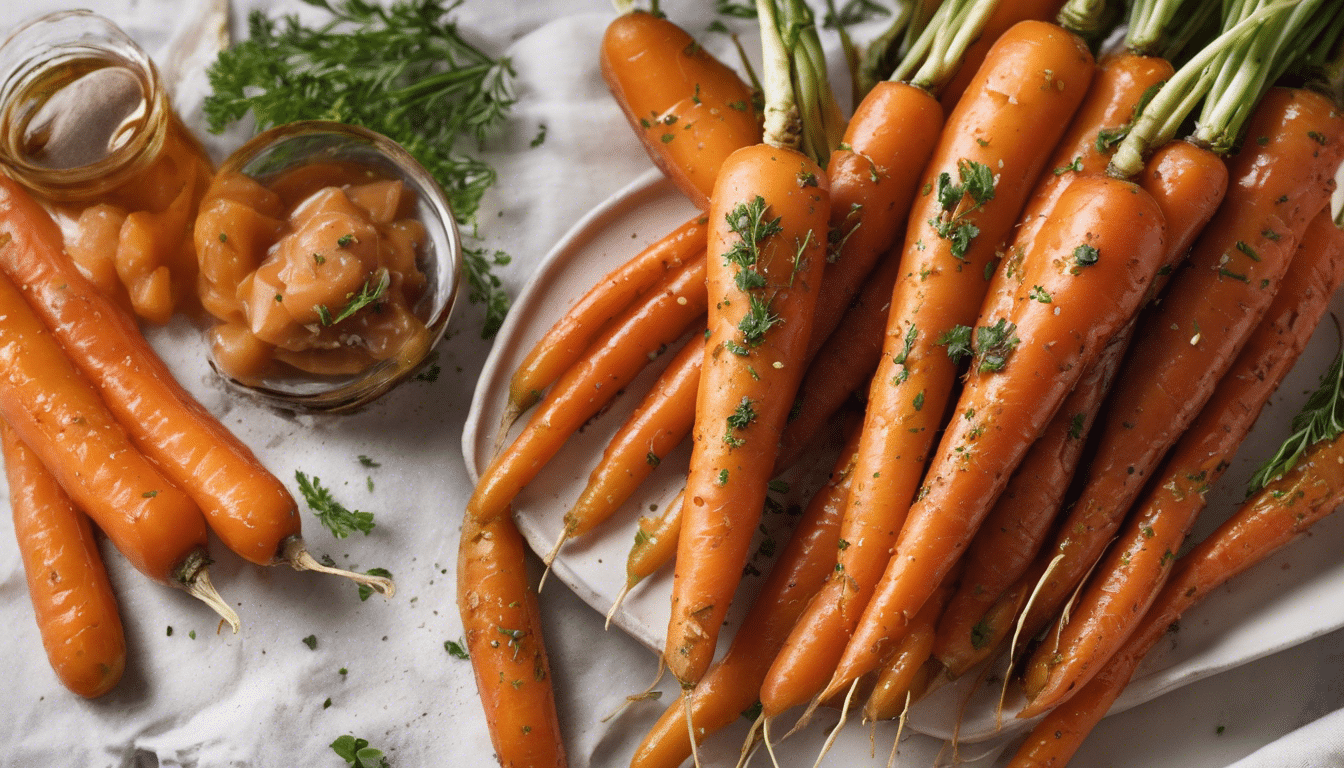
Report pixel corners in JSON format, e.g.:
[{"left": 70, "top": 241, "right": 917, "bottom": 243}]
[{"left": 0, "top": 10, "right": 213, "bottom": 323}]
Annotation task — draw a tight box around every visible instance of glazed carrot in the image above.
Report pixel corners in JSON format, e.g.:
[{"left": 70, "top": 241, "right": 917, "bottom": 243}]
[
  {"left": 556, "top": 337, "right": 701, "bottom": 550},
  {"left": 630, "top": 423, "right": 857, "bottom": 768},
  {"left": 506, "top": 216, "right": 707, "bottom": 417},
  {"left": 4, "top": 420, "right": 125, "bottom": 698},
  {"left": 469, "top": 256, "right": 708, "bottom": 528},
  {"left": 0, "top": 258, "right": 235, "bottom": 625},
  {"left": 0, "top": 177, "right": 357, "bottom": 588},
  {"left": 863, "top": 566, "right": 959, "bottom": 722},
  {"left": 601, "top": 10, "right": 762, "bottom": 209},
  {"left": 937, "top": 0, "right": 1068, "bottom": 111},
  {"left": 1019, "top": 207, "right": 1344, "bottom": 715},
  {"left": 665, "top": 0, "right": 834, "bottom": 686},
  {"left": 665, "top": 141, "right": 829, "bottom": 685},
  {"left": 761, "top": 17, "right": 1094, "bottom": 719},
  {"left": 626, "top": 491, "right": 684, "bottom": 594},
  {"left": 458, "top": 509, "right": 566, "bottom": 768},
  {"left": 776, "top": 243, "right": 904, "bottom": 470},
  {"left": 1006, "top": 423, "right": 1344, "bottom": 767},
  {"left": 935, "top": 135, "right": 1232, "bottom": 678},
  {"left": 823, "top": 172, "right": 1167, "bottom": 702},
  {"left": 803, "top": 80, "right": 944, "bottom": 364},
  {"left": 1004, "top": 86, "right": 1344, "bottom": 649}
]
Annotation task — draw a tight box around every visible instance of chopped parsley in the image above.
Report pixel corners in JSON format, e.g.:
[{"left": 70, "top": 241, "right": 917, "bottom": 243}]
[
  {"left": 974, "top": 318, "right": 1020, "bottom": 373},
  {"left": 331, "top": 735, "right": 390, "bottom": 768},
  {"left": 316, "top": 270, "right": 390, "bottom": 326},
  {"left": 296, "top": 471, "right": 374, "bottom": 538},
  {"left": 928, "top": 160, "right": 996, "bottom": 262},
  {"left": 303, "top": 634, "right": 318, "bottom": 650},
  {"left": 1029, "top": 285, "right": 1052, "bottom": 303},
  {"left": 1073, "top": 244, "right": 1100, "bottom": 269},
  {"left": 938, "top": 324, "right": 974, "bottom": 365},
  {"left": 445, "top": 638, "right": 469, "bottom": 659}
]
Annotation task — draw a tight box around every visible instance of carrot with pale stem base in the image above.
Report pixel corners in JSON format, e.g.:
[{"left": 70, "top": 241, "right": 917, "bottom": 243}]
[
  {"left": 1002, "top": 85, "right": 1344, "bottom": 652},
  {"left": 665, "top": 0, "right": 832, "bottom": 687}
]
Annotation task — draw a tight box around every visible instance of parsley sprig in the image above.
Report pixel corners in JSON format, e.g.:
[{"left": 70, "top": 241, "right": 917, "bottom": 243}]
[
  {"left": 1248, "top": 346, "right": 1344, "bottom": 493},
  {"left": 316, "top": 270, "right": 390, "bottom": 326},
  {"left": 204, "top": 0, "right": 515, "bottom": 336},
  {"left": 929, "top": 159, "right": 996, "bottom": 262},
  {"left": 296, "top": 471, "right": 375, "bottom": 538}
]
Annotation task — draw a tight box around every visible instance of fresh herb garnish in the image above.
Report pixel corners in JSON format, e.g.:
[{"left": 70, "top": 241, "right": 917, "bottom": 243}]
[
  {"left": 358, "top": 455, "right": 381, "bottom": 468},
  {"left": 316, "top": 270, "right": 390, "bottom": 326},
  {"left": 445, "top": 638, "right": 469, "bottom": 659},
  {"left": 890, "top": 324, "right": 918, "bottom": 384},
  {"left": 331, "top": 734, "right": 391, "bottom": 768},
  {"left": 723, "top": 196, "right": 783, "bottom": 271},
  {"left": 303, "top": 634, "right": 318, "bottom": 650},
  {"left": 1029, "top": 285, "right": 1052, "bottom": 303},
  {"left": 929, "top": 160, "right": 995, "bottom": 262},
  {"left": 296, "top": 471, "right": 374, "bottom": 538},
  {"left": 974, "top": 319, "right": 1020, "bottom": 373},
  {"left": 204, "top": 0, "right": 516, "bottom": 337},
  {"left": 1248, "top": 347, "right": 1344, "bottom": 493},
  {"left": 938, "top": 324, "right": 974, "bottom": 365}
]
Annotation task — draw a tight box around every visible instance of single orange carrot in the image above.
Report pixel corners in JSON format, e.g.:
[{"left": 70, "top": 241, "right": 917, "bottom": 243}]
[
  {"left": 601, "top": 10, "right": 762, "bottom": 209},
  {"left": 4, "top": 419, "right": 126, "bottom": 698},
  {"left": 458, "top": 509, "right": 566, "bottom": 768},
  {"left": 666, "top": 140, "right": 830, "bottom": 686}
]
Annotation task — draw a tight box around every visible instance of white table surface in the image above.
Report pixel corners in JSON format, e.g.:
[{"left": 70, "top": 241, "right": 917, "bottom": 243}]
[{"left": 0, "top": 2, "right": 1341, "bottom": 767}]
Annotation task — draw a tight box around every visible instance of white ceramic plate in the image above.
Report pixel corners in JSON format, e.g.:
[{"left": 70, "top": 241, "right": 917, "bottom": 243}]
[{"left": 464, "top": 168, "right": 1344, "bottom": 744}]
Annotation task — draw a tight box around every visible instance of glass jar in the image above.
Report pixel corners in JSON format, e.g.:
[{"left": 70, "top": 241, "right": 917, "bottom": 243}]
[
  {"left": 0, "top": 10, "right": 170, "bottom": 201},
  {"left": 196, "top": 121, "right": 462, "bottom": 413}
]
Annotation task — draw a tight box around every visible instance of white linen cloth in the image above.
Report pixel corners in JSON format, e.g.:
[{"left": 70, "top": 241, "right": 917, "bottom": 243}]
[{"left": 0, "top": 1, "right": 1341, "bottom": 766}]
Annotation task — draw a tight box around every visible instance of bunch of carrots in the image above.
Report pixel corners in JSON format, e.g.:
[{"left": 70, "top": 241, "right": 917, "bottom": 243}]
[
  {"left": 0, "top": 173, "right": 394, "bottom": 697},
  {"left": 460, "top": 0, "right": 1344, "bottom": 765}
]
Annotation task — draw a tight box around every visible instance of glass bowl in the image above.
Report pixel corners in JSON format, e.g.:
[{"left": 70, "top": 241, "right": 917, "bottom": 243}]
[{"left": 206, "top": 121, "right": 461, "bottom": 412}]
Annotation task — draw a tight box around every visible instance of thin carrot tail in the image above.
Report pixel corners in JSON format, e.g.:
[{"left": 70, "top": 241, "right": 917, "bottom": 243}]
[
  {"left": 605, "top": 580, "right": 633, "bottom": 631},
  {"left": 283, "top": 539, "right": 396, "bottom": 597},
  {"left": 179, "top": 562, "right": 240, "bottom": 633}
]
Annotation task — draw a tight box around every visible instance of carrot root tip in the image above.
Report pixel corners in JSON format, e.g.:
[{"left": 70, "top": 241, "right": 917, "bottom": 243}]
[
  {"left": 285, "top": 539, "right": 396, "bottom": 597},
  {"left": 605, "top": 580, "right": 632, "bottom": 630},
  {"left": 182, "top": 565, "right": 240, "bottom": 633}
]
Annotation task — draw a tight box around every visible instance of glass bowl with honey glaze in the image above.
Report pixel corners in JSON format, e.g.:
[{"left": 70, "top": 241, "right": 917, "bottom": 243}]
[{"left": 195, "top": 121, "right": 461, "bottom": 412}]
